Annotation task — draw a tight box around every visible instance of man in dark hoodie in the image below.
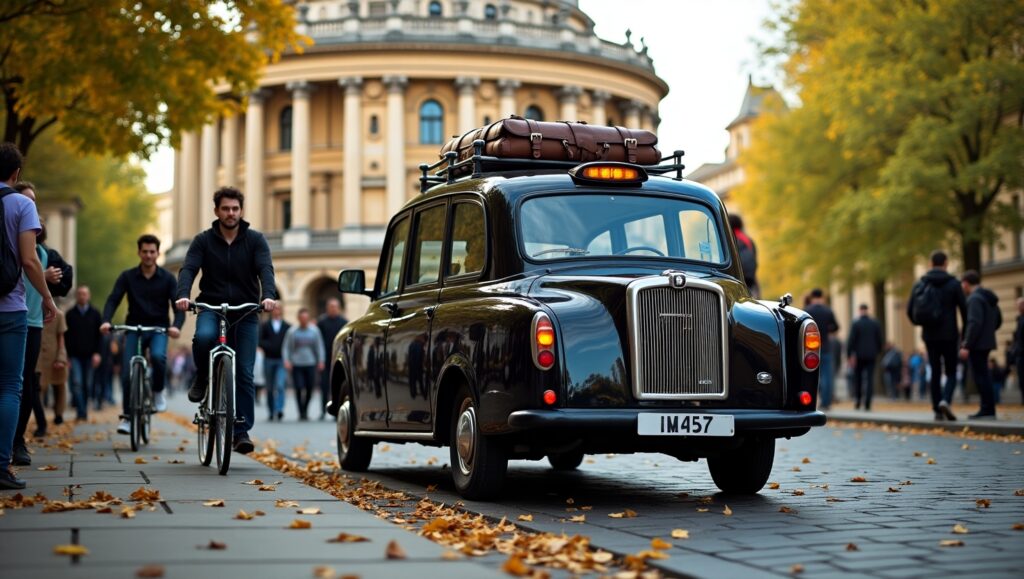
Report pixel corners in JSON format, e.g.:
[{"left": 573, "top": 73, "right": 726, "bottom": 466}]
[
  {"left": 959, "top": 270, "right": 1001, "bottom": 419},
  {"left": 907, "top": 250, "right": 966, "bottom": 421}
]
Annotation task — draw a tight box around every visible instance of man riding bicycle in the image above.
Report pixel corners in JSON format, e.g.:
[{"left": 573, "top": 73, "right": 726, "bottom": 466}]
[
  {"left": 101, "top": 234, "right": 183, "bottom": 435},
  {"left": 175, "top": 187, "right": 277, "bottom": 454}
]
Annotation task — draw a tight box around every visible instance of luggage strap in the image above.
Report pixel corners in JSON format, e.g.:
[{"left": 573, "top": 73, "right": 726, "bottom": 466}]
[{"left": 614, "top": 126, "right": 639, "bottom": 163}]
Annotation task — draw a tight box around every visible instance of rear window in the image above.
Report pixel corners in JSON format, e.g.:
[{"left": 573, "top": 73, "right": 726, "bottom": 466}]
[{"left": 520, "top": 194, "right": 726, "bottom": 264}]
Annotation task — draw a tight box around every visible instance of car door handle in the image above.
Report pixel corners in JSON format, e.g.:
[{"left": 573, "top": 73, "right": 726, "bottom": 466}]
[
  {"left": 380, "top": 302, "right": 398, "bottom": 315},
  {"left": 424, "top": 306, "right": 436, "bottom": 319}
]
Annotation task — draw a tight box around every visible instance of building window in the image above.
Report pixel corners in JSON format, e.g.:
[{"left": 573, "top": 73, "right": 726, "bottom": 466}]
[
  {"left": 279, "top": 105, "right": 293, "bottom": 151},
  {"left": 368, "top": 1, "right": 387, "bottom": 16},
  {"left": 483, "top": 115, "right": 491, "bottom": 125},
  {"left": 484, "top": 4, "right": 497, "bottom": 20},
  {"left": 419, "top": 99, "right": 444, "bottom": 145},
  {"left": 282, "top": 198, "right": 292, "bottom": 230},
  {"left": 369, "top": 114, "right": 379, "bottom": 136},
  {"left": 429, "top": 1, "right": 442, "bottom": 17},
  {"left": 524, "top": 105, "right": 544, "bottom": 121}
]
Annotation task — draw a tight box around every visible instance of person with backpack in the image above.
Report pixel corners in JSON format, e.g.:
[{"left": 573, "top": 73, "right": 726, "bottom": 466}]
[
  {"left": 729, "top": 214, "right": 759, "bottom": 299},
  {"left": 0, "top": 142, "right": 57, "bottom": 489},
  {"left": 847, "top": 304, "right": 883, "bottom": 411},
  {"left": 907, "top": 250, "right": 967, "bottom": 421},
  {"left": 959, "top": 270, "right": 1001, "bottom": 419}
]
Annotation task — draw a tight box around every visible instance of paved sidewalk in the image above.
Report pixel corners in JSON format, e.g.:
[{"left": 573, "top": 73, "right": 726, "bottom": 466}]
[
  {"left": 0, "top": 412, "right": 503, "bottom": 579},
  {"left": 825, "top": 401, "right": 1024, "bottom": 436}
]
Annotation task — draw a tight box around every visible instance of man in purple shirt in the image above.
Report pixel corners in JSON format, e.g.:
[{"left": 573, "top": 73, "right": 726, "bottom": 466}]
[{"left": 0, "top": 142, "right": 57, "bottom": 489}]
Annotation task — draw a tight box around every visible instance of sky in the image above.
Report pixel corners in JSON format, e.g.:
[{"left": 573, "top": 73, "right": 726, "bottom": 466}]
[{"left": 141, "top": 0, "right": 776, "bottom": 193}]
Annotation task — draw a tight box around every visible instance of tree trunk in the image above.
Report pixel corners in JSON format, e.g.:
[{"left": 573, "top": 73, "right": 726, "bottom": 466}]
[
  {"left": 872, "top": 279, "right": 887, "bottom": 344},
  {"left": 961, "top": 237, "right": 982, "bottom": 274}
]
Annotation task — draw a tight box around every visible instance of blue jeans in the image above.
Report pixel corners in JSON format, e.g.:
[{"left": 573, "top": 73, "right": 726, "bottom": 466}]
[
  {"left": 193, "top": 311, "right": 258, "bottom": 436},
  {"left": 120, "top": 331, "right": 168, "bottom": 415},
  {"left": 69, "top": 356, "right": 96, "bottom": 420},
  {"left": 0, "top": 311, "right": 28, "bottom": 471},
  {"left": 264, "top": 358, "right": 286, "bottom": 417},
  {"left": 819, "top": 350, "right": 835, "bottom": 408}
]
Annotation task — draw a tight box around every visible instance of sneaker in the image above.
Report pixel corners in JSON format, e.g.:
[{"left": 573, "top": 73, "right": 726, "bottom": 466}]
[
  {"left": 967, "top": 412, "right": 996, "bottom": 420},
  {"left": 117, "top": 419, "right": 131, "bottom": 435},
  {"left": 938, "top": 400, "right": 957, "bottom": 421},
  {"left": 32, "top": 427, "right": 46, "bottom": 438},
  {"left": 53, "top": 415, "right": 64, "bottom": 425},
  {"left": 11, "top": 445, "right": 31, "bottom": 466},
  {"left": 154, "top": 392, "right": 167, "bottom": 412},
  {"left": 0, "top": 469, "right": 26, "bottom": 490},
  {"left": 233, "top": 434, "right": 254, "bottom": 454},
  {"left": 187, "top": 377, "right": 207, "bottom": 403},
  {"left": 277, "top": 412, "right": 283, "bottom": 421}
]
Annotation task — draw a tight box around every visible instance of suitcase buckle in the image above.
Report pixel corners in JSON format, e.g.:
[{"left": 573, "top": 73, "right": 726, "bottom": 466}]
[
  {"left": 624, "top": 138, "right": 638, "bottom": 148},
  {"left": 530, "top": 132, "right": 542, "bottom": 142},
  {"left": 530, "top": 132, "right": 543, "bottom": 158}
]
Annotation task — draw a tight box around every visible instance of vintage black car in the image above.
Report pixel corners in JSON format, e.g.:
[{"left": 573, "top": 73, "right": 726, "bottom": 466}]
[{"left": 327, "top": 146, "right": 826, "bottom": 499}]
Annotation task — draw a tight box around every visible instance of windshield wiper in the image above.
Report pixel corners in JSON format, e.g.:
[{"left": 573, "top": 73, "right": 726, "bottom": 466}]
[{"left": 532, "top": 247, "right": 590, "bottom": 257}]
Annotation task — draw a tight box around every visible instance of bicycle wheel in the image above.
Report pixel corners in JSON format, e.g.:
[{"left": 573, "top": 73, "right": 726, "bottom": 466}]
[
  {"left": 140, "top": 373, "right": 152, "bottom": 444},
  {"left": 215, "top": 357, "right": 234, "bottom": 475},
  {"left": 129, "top": 361, "right": 144, "bottom": 452},
  {"left": 198, "top": 367, "right": 215, "bottom": 466}
]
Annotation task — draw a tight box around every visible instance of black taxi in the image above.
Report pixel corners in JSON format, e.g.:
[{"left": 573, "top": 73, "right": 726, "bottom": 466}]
[{"left": 327, "top": 146, "right": 826, "bottom": 499}]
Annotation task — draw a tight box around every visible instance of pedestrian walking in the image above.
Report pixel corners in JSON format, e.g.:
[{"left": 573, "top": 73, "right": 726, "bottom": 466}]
[
  {"left": 258, "top": 305, "right": 289, "bottom": 421},
  {"left": 907, "top": 250, "right": 967, "bottom": 421},
  {"left": 804, "top": 288, "right": 839, "bottom": 409},
  {"left": 0, "top": 142, "right": 57, "bottom": 489},
  {"left": 729, "top": 214, "right": 759, "bottom": 298},
  {"left": 908, "top": 349, "right": 927, "bottom": 400},
  {"left": 316, "top": 297, "right": 347, "bottom": 419},
  {"left": 1012, "top": 298, "right": 1024, "bottom": 403},
  {"left": 847, "top": 303, "right": 883, "bottom": 411},
  {"left": 37, "top": 309, "right": 68, "bottom": 426},
  {"left": 881, "top": 343, "right": 904, "bottom": 400},
  {"left": 283, "top": 307, "right": 324, "bottom": 421},
  {"left": 65, "top": 286, "right": 102, "bottom": 420},
  {"left": 959, "top": 270, "right": 1001, "bottom": 419},
  {"left": 989, "top": 358, "right": 1007, "bottom": 405}
]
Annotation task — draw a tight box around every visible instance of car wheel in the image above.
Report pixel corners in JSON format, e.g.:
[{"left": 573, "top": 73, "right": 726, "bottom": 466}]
[
  {"left": 450, "top": 386, "right": 507, "bottom": 499},
  {"left": 336, "top": 379, "right": 373, "bottom": 472},
  {"left": 547, "top": 450, "right": 584, "bottom": 471},
  {"left": 707, "top": 436, "right": 775, "bottom": 494}
]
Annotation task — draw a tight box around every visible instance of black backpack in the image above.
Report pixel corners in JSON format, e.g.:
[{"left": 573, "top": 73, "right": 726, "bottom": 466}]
[
  {"left": 0, "top": 186, "right": 23, "bottom": 297},
  {"left": 910, "top": 279, "right": 943, "bottom": 326}
]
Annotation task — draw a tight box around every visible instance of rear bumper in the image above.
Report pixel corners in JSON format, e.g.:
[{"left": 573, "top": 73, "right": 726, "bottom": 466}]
[{"left": 507, "top": 408, "right": 826, "bottom": 432}]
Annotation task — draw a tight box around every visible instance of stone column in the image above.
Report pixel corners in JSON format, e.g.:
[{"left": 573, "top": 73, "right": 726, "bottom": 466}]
[
  {"left": 200, "top": 121, "right": 219, "bottom": 231},
  {"left": 340, "top": 77, "right": 363, "bottom": 234},
  {"left": 455, "top": 76, "right": 480, "bottom": 134},
  {"left": 244, "top": 90, "right": 266, "bottom": 230},
  {"left": 558, "top": 85, "right": 582, "bottom": 122},
  {"left": 221, "top": 113, "right": 239, "bottom": 186},
  {"left": 621, "top": 100, "right": 642, "bottom": 128},
  {"left": 497, "top": 79, "right": 520, "bottom": 118},
  {"left": 384, "top": 75, "right": 408, "bottom": 215},
  {"left": 62, "top": 208, "right": 77, "bottom": 273},
  {"left": 591, "top": 90, "right": 610, "bottom": 126},
  {"left": 285, "top": 81, "right": 312, "bottom": 248},
  {"left": 179, "top": 130, "right": 200, "bottom": 238},
  {"left": 45, "top": 210, "right": 64, "bottom": 260}
]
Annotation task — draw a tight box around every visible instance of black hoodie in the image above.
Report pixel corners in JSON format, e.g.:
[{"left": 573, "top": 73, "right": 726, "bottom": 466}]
[
  {"left": 963, "top": 287, "right": 1001, "bottom": 351},
  {"left": 906, "top": 269, "right": 966, "bottom": 342},
  {"left": 176, "top": 219, "right": 278, "bottom": 306}
]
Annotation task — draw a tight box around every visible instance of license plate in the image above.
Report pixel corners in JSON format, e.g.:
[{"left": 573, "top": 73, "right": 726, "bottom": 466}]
[{"left": 637, "top": 413, "right": 735, "bottom": 437}]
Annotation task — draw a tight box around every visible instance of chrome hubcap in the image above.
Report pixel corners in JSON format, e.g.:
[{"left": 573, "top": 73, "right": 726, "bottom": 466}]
[
  {"left": 456, "top": 406, "right": 476, "bottom": 476},
  {"left": 337, "top": 399, "right": 351, "bottom": 454}
]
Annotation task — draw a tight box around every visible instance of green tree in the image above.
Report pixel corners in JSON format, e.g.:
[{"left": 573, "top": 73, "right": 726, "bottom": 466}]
[
  {"left": 1, "top": 0, "right": 306, "bottom": 157},
  {"left": 736, "top": 0, "right": 1024, "bottom": 293}
]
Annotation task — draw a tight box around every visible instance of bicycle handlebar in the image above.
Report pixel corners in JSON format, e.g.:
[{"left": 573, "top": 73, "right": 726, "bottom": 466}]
[
  {"left": 111, "top": 325, "right": 168, "bottom": 334},
  {"left": 189, "top": 301, "right": 264, "bottom": 314}
]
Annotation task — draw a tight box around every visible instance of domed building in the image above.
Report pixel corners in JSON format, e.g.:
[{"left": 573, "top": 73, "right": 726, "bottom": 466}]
[{"left": 165, "top": 0, "right": 668, "bottom": 318}]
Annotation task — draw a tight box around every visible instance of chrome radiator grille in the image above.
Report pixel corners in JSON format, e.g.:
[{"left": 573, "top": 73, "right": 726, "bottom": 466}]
[{"left": 633, "top": 285, "right": 725, "bottom": 398}]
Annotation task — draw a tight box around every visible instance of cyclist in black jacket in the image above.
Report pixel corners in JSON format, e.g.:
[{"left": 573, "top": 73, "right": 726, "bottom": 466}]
[{"left": 175, "top": 187, "right": 278, "bottom": 454}]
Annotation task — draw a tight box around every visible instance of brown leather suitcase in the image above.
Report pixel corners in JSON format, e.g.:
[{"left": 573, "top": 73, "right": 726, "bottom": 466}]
[{"left": 440, "top": 116, "right": 660, "bottom": 168}]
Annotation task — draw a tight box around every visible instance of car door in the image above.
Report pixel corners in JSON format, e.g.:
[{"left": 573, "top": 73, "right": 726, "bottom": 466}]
[
  {"left": 350, "top": 214, "right": 410, "bottom": 430},
  {"left": 384, "top": 201, "right": 447, "bottom": 431}
]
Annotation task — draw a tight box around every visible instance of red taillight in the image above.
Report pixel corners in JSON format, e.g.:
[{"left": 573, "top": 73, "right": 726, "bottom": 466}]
[
  {"left": 803, "top": 352, "right": 820, "bottom": 370},
  {"left": 799, "top": 319, "right": 820, "bottom": 372},
  {"left": 543, "top": 389, "right": 557, "bottom": 405},
  {"left": 799, "top": 391, "right": 813, "bottom": 406},
  {"left": 532, "top": 313, "right": 556, "bottom": 371},
  {"left": 218, "top": 335, "right": 227, "bottom": 344}
]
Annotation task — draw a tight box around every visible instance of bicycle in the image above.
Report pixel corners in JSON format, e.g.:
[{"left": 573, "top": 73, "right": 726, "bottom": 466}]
[
  {"left": 187, "top": 301, "right": 263, "bottom": 475},
  {"left": 112, "top": 325, "right": 167, "bottom": 452}
]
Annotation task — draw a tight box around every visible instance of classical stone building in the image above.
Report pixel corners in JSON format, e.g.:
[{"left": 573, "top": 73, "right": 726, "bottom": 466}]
[{"left": 164, "top": 0, "right": 667, "bottom": 319}]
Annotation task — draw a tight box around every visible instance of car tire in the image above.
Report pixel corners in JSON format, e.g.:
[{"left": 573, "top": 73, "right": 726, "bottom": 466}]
[
  {"left": 336, "top": 378, "right": 373, "bottom": 472},
  {"left": 547, "top": 450, "right": 584, "bottom": 471},
  {"left": 707, "top": 436, "right": 775, "bottom": 494},
  {"left": 450, "top": 386, "right": 507, "bottom": 499}
]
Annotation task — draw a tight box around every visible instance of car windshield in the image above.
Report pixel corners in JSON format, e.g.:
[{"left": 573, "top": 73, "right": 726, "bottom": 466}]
[{"left": 520, "top": 193, "right": 726, "bottom": 264}]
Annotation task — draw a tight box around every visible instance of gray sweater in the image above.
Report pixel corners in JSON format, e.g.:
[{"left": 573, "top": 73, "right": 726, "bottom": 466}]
[{"left": 282, "top": 324, "right": 325, "bottom": 367}]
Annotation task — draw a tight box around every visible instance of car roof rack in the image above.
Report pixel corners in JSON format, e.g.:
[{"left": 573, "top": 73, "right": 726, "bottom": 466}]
[{"left": 418, "top": 140, "right": 686, "bottom": 193}]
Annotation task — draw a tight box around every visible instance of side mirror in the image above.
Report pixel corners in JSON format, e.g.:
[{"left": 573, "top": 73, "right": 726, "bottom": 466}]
[{"left": 337, "top": 269, "right": 366, "bottom": 295}]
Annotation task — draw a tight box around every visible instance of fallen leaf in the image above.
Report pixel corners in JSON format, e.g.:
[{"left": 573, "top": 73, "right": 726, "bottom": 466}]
[
  {"left": 569, "top": 514, "right": 586, "bottom": 522},
  {"left": 502, "top": 554, "right": 530, "bottom": 576},
  {"left": 298, "top": 507, "right": 322, "bottom": 515},
  {"left": 258, "top": 485, "right": 276, "bottom": 492},
  {"left": 566, "top": 497, "right": 575, "bottom": 505},
  {"left": 801, "top": 457, "right": 811, "bottom": 464},
  {"left": 723, "top": 505, "right": 733, "bottom": 516},
  {"left": 312, "top": 566, "right": 334, "bottom": 579},
  {"left": 768, "top": 482, "right": 780, "bottom": 490},
  {"left": 850, "top": 476, "right": 867, "bottom": 483},
  {"left": 888, "top": 487, "right": 901, "bottom": 493},
  {"left": 327, "top": 532, "right": 369, "bottom": 543},
  {"left": 939, "top": 539, "right": 965, "bottom": 547},
  {"left": 1014, "top": 489, "right": 1024, "bottom": 497},
  {"left": 385, "top": 539, "right": 407, "bottom": 560},
  {"left": 235, "top": 510, "right": 255, "bottom": 520},
  {"left": 200, "top": 540, "right": 227, "bottom": 550},
  {"left": 790, "top": 563, "right": 804, "bottom": 574},
  {"left": 608, "top": 509, "right": 637, "bottom": 519},
  {"left": 975, "top": 499, "right": 991, "bottom": 508},
  {"left": 135, "top": 564, "right": 165, "bottom": 577},
  {"left": 253, "top": 510, "right": 266, "bottom": 516},
  {"left": 203, "top": 499, "right": 226, "bottom": 508},
  {"left": 167, "top": 459, "right": 184, "bottom": 464},
  {"left": 134, "top": 458, "right": 148, "bottom": 464},
  {"left": 671, "top": 529, "right": 690, "bottom": 539},
  {"left": 425, "top": 484, "right": 437, "bottom": 492},
  {"left": 289, "top": 519, "right": 312, "bottom": 529},
  {"left": 37, "top": 465, "right": 58, "bottom": 471},
  {"left": 792, "top": 489, "right": 805, "bottom": 496},
  {"left": 961, "top": 444, "right": 970, "bottom": 450},
  {"left": 1012, "top": 523, "right": 1023, "bottom": 531},
  {"left": 440, "top": 550, "right": 462, "bottom": 560},
  {"left": 276, "top": 499, "right": 300, "bottom": 508},
  {"left": 926, "top": 458, "right": 937, "bottom": 464},
  {"left": 129, "top": 487, "right": 160, "bottom": 502},
  {"left": 913, "top": 451, "right": 926, "bottom": 457},
  {"left": 846, "top": 543, "right": 859, "bottom": 551},
  {"left": 900, "top": 480, "right": 913, "bottom": 486},
  {"left": 592, "top": 551, "right": 614, "bottom": 563},
  {"left": 696, "top": 508, "right": 709, "bottom": 513},
  {"left": 120, "top": 507, "right": 136, "bottom": 519},
  {"left": 54, "top": 544, "right": 89, "bottom": 556},
  {"left": 95, "top": 506, "right": 113, "bottom": 514},
  {"left": 791, "top": 466, "right": 802, "bottom": 472},
  {"left": 517, "top": 514, "right": 533, "bottom": 522},
  {"left": 651, "top": 537, "right": 672, "bottom": 550},
  {"left": 779, "top": 506, "right": 796, "bottom": 514},
  {"left": 89, "top": 491, "right": 116, "bottom": 502},
  {"left": 242, "top": 479, "right": 264, "bottom": 485},
  {"left": 952, "top": 523, "right": 969, "bottom": 534}
]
